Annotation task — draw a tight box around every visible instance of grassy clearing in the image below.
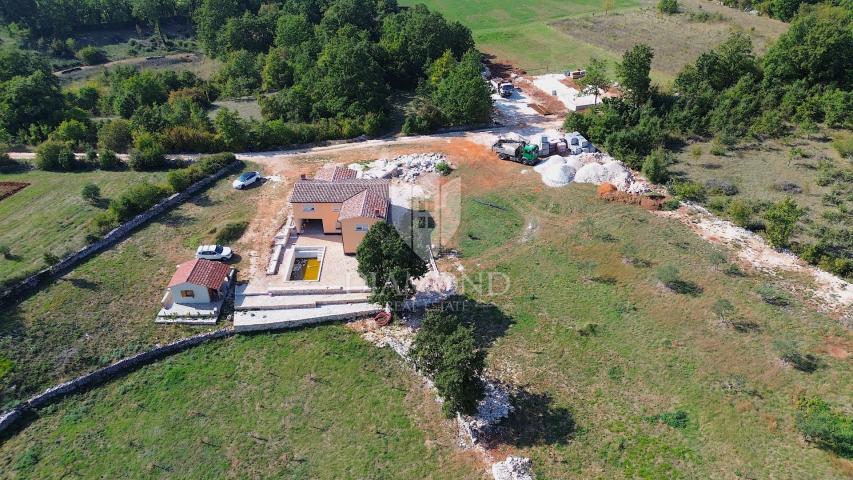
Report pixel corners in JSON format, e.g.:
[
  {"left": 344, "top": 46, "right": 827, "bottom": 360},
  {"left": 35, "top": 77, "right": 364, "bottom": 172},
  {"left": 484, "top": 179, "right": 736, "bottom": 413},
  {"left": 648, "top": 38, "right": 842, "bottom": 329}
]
[
  {"left": 406, "top": 0, "right": 786, "bottom": 82},
  {"left": 0, "top": 167, "right": 168, "bottom": 284},
  {"left": 400, "top": 0, "right": 639, "bottom": 73},
  {"left": 210, "top": 99, "right": 263, "bottom": 121},
  {"left": 0, "top": 327, "right": 483, "bottom": 479},
  {"left": 0, "top": 167, "right": 260, "bottom": 408},
  {"left": 554, "top": 0, "right": 787, "bottom": 77},
  {"left": 672, "top": 134, "right": 848, "bottom": 246},
  {"left": 450, "top": 158, "right": 852, "bottom": 478}
]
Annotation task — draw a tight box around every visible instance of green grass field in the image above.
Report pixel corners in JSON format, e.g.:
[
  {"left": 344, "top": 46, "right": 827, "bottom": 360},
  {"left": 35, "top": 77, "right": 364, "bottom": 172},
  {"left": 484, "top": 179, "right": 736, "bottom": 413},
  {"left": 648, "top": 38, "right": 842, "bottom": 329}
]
[
  {"left": 0, "top": 328, "right": 482, "bottom": 479},
  {"left": 403, "top": 0, "right": 786, "bottom": 82},
  {"left": 450, "top": 159, "right": 851, "bottom": 478},
  {"left": 0, "top": 167, "right": 259, "bottom": 409},
  {"left": 0, "top": 168, "right": 168, "bottom": 284}
]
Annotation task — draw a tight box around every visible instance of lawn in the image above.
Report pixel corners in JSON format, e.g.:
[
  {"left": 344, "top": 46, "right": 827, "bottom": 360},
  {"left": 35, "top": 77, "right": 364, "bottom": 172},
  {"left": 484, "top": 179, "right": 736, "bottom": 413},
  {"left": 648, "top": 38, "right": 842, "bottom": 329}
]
[
  {"left": 447, "top": 153, "right": 851, "bottom": 478},
  {"left": 0, "top": 167, "right": 169, "bottom": 285},
  {"left": 0, "top": 327, "right": 483, "bottom": 479},
  {"left": 0, "top": 166, "right": 260, "bottom": 409},
  {"left": 404, "top": 0, "right": 786, "bottom": 82}
]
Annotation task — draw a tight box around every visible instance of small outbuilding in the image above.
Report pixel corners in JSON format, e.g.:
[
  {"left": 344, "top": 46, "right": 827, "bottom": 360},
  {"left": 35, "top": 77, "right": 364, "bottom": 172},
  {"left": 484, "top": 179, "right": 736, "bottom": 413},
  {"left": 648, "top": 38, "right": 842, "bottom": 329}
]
[{"left": 166, "top": 259, "right": 232, "bottom": 304}]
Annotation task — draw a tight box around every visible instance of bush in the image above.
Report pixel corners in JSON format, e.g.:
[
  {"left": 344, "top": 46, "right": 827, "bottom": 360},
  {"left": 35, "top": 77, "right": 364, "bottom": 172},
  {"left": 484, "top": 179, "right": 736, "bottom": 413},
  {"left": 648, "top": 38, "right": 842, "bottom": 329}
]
[
  {"left": 215, "top": 221, "right": 249, "bottom": 244},
  {"left": 704, "top": 178, "right": 738, "bottom": 196},
  {"left": 35, "top": 140, "right": 77, "bottom": 171},
  {"left": 99, "top": 182, "right": 169, "bottom": 230},
  {"left": 0, "top": 244, "right": 11, "bottom": 259},
  {"left": 774, "top": 339, "right": 821, "bottom": 373},
  {"left": 657, "top": 265, "right": 702, "bottom": 295},
  {"left": 161, "top": 126, "right": 222, "bottom": 153},
  {"left": 651, "top": 409, "right": 690, "bottom": 429},
  {"left": 670, "top": 181, "right": 705, "bottom": 202},
  {"left": 80, "top": 183, "right": 100, "bottom": 203},
  {"left": 410, "top": 306, "right": 485, "bottom": 417},
  {"left": 641, "top": 148, "right": 670, "bottom": 183},
  {"left": 764, "top": 197, "right": 803, "bottom": 249},
  {"left": 833, "top": 136, "right": 853, "bottom": 159},
  {"left": 726, "top": 199, "right": 752, "bottom": 227},
  {"left": 128, "top": 133, "right": 166, "bottom": 171},
  {"left": 98, "top": 119, "right": 133, "bottom": 153},
  {"left": 436, "top": 161, "right": 452, "bottom": 176},
  {"left": 98, "top": 149, "right": 121, "bottom": 170},
  {"left": 43, "top": 252, "right": 60, "bottom": 266},
  {"left": 658, "top": 0, "right": 679, "bottom": 14},
  {"left": 51, "top": 119, "right": 93, "bottom": 147},
  {"left": 756, "top": 283, "right": 790, "bottom": 306},
  {"left": 76, "top": 46, "right": 107, "bottom": 65},
  {"left": 795, "top": 396, "right": 853, "bottom": 457}
]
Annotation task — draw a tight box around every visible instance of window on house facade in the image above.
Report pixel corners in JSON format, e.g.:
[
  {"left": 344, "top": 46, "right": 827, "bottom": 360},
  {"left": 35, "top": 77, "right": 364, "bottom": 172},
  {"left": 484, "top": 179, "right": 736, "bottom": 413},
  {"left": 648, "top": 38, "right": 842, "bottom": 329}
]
[
  {"left": 355, "top": 224, "right": 369, "bottom": 232},
  {"left": 180, "top": 289, "right": 195, "bottom": 298},
  {"left": 303, "top": 204, "right": 315, "bottom": 212}
]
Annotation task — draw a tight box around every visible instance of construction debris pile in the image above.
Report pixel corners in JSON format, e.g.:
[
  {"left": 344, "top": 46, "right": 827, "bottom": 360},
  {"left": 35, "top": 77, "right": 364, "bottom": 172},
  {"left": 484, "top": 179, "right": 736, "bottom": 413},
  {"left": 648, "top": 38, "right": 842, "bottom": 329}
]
[
  {"left": 534, "top": 152, "right": 647, "bottom": 192},
  {"left": 350, "top": 153, "right": 448, "bottom": 183},
  {"left": 492, "top": 457, "right": 535, "bottom": 480}
]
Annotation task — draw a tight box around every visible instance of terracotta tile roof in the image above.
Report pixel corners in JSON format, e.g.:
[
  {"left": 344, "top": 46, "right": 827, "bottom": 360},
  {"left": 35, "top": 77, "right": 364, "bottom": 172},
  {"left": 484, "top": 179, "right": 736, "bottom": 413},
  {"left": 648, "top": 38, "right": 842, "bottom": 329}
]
[
  {"left": 289, "top": 179, "right": 389, "bottom": 204},
  {"left": 168, "top": 259, "right": 230, "bottom": 290},
  {"left": 315, "top": 165, "right": 357, "bottom": 182},
  {"left": 339, "top": 189, "right": 388, "bottom": 220}
]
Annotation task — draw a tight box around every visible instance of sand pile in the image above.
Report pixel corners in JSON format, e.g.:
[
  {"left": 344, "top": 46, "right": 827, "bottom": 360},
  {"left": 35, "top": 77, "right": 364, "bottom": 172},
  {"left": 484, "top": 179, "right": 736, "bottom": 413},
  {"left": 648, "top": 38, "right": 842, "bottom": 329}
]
[{"left": 533, "top": 155, "right": 580, "bottom": 187}]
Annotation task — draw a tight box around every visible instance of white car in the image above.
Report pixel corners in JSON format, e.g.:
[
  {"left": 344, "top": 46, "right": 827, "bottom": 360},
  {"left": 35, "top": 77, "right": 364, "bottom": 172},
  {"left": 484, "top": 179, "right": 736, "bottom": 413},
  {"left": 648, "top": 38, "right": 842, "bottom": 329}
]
[
  {"left": 233, "top": 171, "right": 261, "bottom": 189},
  {"left": 196, "top": 244, "right": 233, "bottom": 261}
]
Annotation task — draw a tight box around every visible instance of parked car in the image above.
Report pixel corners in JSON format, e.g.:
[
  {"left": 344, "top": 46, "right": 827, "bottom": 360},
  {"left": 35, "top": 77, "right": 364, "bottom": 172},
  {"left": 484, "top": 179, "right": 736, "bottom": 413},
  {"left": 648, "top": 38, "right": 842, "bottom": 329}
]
[
  {"left": 233, "top": 171, "right": 261, "bottom": 189},
  {"left": 196, "top": 244, "right": 233, "bottom": 261}
]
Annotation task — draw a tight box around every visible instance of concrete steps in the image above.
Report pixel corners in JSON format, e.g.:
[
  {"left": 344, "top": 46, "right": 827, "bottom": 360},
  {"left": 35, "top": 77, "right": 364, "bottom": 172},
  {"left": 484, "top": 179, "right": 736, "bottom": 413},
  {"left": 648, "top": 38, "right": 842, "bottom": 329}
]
[
  {"left": 235, "top": 292, "right": 372, "bottom": 311},
  {"left": 233, "top": 302, "right": 382, "bottom": 332}
]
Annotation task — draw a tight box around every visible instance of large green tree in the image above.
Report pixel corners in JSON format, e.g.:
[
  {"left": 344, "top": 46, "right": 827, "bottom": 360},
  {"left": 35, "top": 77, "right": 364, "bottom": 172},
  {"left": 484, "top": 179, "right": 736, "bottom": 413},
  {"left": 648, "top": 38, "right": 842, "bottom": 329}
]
[
  {"left": 578, "top": 57, "right": 611, "bottom": 106},
  {"left": 356, "top": 221, "right": 428, "bottom": 309},
  {"left": 617, "top": 44, "right": 654, "bottom": 106},
  {"left": 432, "top": 50, "right": 492, "bottom": 126}
]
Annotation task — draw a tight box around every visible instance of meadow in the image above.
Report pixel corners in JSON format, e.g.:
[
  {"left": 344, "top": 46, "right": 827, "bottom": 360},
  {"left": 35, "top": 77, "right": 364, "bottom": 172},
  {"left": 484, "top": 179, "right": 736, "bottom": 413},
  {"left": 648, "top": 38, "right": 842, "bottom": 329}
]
[
  {"left": 0, "top": 167, "right": 168, "bottom": 284},
  {"left": 0, "top": 167, "right": 259, "bottom": 409}
]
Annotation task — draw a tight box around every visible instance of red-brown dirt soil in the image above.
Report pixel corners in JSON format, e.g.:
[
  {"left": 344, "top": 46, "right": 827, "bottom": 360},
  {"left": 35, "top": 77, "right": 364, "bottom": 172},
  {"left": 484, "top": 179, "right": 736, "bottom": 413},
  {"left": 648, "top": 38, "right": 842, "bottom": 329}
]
[{"left": 0, "top": 181, "right": 28, "bottom": 202}]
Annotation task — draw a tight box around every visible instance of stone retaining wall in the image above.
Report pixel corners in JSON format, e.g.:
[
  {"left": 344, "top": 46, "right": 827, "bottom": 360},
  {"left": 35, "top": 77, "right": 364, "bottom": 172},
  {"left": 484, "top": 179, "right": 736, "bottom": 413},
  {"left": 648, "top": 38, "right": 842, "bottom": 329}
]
[
  {"left": 0, "top": 328, "right": 235, "bottom": 437},
  {"left": 0, "top": 162, "right": 242, "bottom": 306}
]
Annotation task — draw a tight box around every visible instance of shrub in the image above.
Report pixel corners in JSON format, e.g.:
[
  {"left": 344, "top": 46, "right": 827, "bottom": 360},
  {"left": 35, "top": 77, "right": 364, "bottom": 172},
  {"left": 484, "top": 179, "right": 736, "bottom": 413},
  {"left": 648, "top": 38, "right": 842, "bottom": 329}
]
[
  {"left": 35, "top": 140, "right": 77, "bottom": 171},
  {"left": 80, "top": 183, "right": 100, "bottom": 203},
  {"left": 43, "top": 252, "right": 60, "bottom": 266},
  {"left": 98, "top": 149, "right": 121, "bottom": 170},
  {"left": 726, "top": 199, "right": 752, "bottom": 227},
  {"left": 689, "top": 145, "right": 702, "bottom": 158},
  {"left": 51, "top": 119, "right": 92, "bottom": 147},
  {"left": 774, "top": 339, "right": 821, "bottom": 373},
  {"left": 653, "top": 409, "right": 690, "bottom": 429},
  {"left": 98, "top": 119, "right": 133, "bottom": 153},
  {"left": 709, "top": 140, "right": 727, "bottom": 156},
  {"left": 128, "top": 133, "right": 166, "bottom": 171},
  {"left": 99, "top": 182, "right": 170, "bottom": 230},
  {"left": 0, "top": 244, "right": 11, "bottom": 259},
  {"left": 658, "top": 0, "right": 679, "bottom": 14},
  {"left": 641, "top": 148, "right": 670, "bottom": 183},
  {"left": 657, "top": 265, "right": 702, "bottom": 295},
  {"left": 833, "top": 136, "right": 853, "bottom": 159},
  {"left": 436, "top": 161, "right": 452, "bottom": 176},
  {"left": 76, "top": 46, "right": 107, "bottom": 65},
  {"left": 661, "top": 198, "right": 681, "bottom": 211},
  {"left": 704, "top": 178, "right": 738, "bottom": 196},
  {"left": 756, "top": 283, "right": 790, "bottom": 307},
  {"left": 410, "top": 307, "right": 485, "bottom": 417},
  {"left": 161, "top": 126, "right": 222, "bottom": 153},
  {"left": 764, "top": 197, "right": 803, "bottom": 249},
  {"left": 795, "top": 396, "right": 853, "bottom": 457},
  {"left": 215, "top": 221, "right": 249, "bottom": 244},
  {"left": 670, "top": 181, "right": 705, "bottom": 202}
]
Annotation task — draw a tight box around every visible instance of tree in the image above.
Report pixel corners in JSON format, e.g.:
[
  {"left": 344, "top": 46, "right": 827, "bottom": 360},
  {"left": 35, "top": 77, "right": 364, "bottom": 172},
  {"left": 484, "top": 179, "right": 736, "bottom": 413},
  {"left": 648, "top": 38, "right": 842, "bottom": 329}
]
[
  {"left": 410, "top": 307, "right": 485, "bottom": 417},
  {"left": 35, "top": 140, "right": 76, "bottom": 171},
  {"left": 617, "top": 44, "right": 654, "bottom": 106},
  {"left": 356, "top": 221, "right": 428, "bottom": 309},
  {"left": 214, "top": 108, "right": 249, "bottom": 151},
  {"left": 603, "top": 0, "right": 614, "bottom": 14},
  {"left": 641, "top": 148, "right": 670, "bottom": 183},
  {"left": 130, "top": 0, "right": 177, "bottom": 45},
  {"left": 578, "top": 58, "right": 610, "bottom": 106},
  {"left": 764, "top": 197, "right": 803, "bottom": 249},
  {"left": 76, "top": 46, "right": 107, "bottom": 65},
  {"left": 51, "top": 119, "right": 92, "bottom": 147},
  {"left": 98, "top": 149, "right": 122, "bottom": 170},
  {"left": 261, "top": 47, "right": 294, "bottom": 92},
  {"left": 98, "top": 119, "right": 133, "bottom": 153},
  {"left": 128, "top": 132, "right": 166, "bottom": 171},
  {"left": 432, "top": 50, "right": 492, "bottom": 126},
  {"left": 81, "top": 183, "right": 101, "bottom": 203}
]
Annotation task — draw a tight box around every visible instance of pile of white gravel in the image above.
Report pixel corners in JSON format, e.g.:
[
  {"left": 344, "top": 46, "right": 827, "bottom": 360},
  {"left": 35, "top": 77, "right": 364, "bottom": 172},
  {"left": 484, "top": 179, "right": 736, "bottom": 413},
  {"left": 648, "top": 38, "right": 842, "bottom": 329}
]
[
  {"left": 492, "top": 457, "right": 535, "bottom": 480},
  {"left": 350, "top": 153, "right": 448, "bottom": 183},
  {"left": 533, "top": 152, "right": 637, "bottom": 191}
]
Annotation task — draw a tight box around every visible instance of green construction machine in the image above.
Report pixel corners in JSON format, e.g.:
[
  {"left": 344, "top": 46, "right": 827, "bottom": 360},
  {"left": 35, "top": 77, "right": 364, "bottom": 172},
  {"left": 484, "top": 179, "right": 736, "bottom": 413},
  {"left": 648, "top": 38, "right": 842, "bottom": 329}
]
[{"left": 491, "top": 138, "right": 540, "bottom": 165}]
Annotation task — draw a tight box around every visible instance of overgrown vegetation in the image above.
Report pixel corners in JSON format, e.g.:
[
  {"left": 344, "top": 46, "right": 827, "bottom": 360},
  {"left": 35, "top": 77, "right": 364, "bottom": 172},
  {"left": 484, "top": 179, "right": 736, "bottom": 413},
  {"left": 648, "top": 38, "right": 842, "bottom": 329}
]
[
  {"left": 795, "top": 396, "right": 853, "bottom": 458},
  {"left": 410, "top": 305, "right": 485, "bottom": 417}
]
